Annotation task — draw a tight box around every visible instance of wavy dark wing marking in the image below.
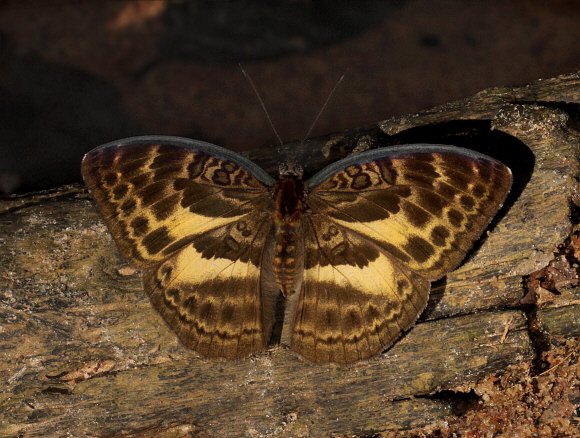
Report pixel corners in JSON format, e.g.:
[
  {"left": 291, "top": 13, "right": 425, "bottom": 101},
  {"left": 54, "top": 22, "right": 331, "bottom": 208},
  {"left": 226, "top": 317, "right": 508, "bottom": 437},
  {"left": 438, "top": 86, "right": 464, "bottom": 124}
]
[
  {"left": 81, "top": 138, "right": 273, "bottom": 267},
  {"left": 143, "top": 210, "right": 276, "bottom": 359},
  {"left": 290, "top": 214, "right": 430, "bottom": 364}
]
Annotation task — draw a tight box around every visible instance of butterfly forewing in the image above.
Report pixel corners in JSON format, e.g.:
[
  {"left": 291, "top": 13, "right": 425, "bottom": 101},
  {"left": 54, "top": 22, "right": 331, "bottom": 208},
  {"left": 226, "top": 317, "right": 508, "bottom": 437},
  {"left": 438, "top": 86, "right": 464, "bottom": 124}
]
[
  {"left": 306, "top": 145, "right": 512, "bottom": 280},
  {"left": 289, "top": 145, "right": 512, "bottom": 363},
  {"left": 81, "top": 138, "right": 273, "bottom": 267},
  {"left": 82, "top": 137, "right": 276, "bottom": 359}
]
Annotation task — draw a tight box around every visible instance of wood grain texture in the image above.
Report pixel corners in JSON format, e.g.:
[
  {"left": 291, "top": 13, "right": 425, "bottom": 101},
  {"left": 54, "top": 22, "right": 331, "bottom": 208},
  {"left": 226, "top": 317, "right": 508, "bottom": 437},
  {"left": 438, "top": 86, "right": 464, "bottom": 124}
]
[
  {"left": 540, "top": 305, "right": 580, "bottom": 338},
  {"left": 1, "top": 72, "right": 578, "bottom": 436}
]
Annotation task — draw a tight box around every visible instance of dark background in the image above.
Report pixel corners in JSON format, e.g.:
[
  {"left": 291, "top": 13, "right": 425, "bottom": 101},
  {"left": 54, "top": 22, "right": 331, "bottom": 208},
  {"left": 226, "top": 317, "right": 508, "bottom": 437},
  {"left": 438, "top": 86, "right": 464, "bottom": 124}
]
[{"left": 1, "top": 0, "right": 579, "bottom": 194}]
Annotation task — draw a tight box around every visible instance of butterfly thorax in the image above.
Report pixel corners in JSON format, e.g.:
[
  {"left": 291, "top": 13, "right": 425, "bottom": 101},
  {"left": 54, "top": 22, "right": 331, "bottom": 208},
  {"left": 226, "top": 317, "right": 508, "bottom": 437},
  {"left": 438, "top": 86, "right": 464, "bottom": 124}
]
[{"left": 272, "top": 174, "right": 306, "bottom": 297}]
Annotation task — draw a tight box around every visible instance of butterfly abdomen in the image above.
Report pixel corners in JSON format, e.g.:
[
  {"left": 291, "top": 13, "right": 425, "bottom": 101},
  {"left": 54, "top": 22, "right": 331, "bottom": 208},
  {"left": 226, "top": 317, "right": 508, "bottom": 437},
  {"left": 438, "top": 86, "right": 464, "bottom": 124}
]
[
  {"left": 272, "top": 175, "right": 305, "bottom": 297},
  {"left": 273, "top": 224, "right": 303, "bottom": 296}
]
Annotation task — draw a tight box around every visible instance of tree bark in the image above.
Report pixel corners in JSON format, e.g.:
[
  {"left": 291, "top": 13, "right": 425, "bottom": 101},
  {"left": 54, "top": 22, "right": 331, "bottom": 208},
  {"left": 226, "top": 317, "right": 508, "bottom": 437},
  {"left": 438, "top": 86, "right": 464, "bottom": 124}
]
[{"left": 1, "top": 72, "right": 579, "bottom": 437}]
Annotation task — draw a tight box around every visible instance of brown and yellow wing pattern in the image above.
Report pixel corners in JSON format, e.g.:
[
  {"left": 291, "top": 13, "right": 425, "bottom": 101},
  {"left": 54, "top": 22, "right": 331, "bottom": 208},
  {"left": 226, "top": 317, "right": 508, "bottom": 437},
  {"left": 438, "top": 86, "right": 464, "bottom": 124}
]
[
  {"left": 83, "top": 138, "right": 511, "bottom": 364},
  {"left": 81, "top": 139, "right": 272, "bottom": 267},
  {"left": 291, "top": 145, "right": 512, "bottom": 363},
  {"left": 82, "top": 137, "right": 276, "bottom": 359},
  {"left": 291, "top": 216, "right": 430, "bottom": 364},
  {"left": 143, "top": 210, "right": 274, "bottom": 359}
]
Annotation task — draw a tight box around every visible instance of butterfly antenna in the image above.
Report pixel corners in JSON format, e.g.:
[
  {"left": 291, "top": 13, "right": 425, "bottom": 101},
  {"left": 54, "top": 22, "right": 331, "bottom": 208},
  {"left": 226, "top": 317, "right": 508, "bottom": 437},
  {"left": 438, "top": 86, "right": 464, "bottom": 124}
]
[
  {"left": 239, "top": 63, "right": 284, "bottom": 147},
  {"left": 301, "top": 73, "right": 345, "bottom": 144}
]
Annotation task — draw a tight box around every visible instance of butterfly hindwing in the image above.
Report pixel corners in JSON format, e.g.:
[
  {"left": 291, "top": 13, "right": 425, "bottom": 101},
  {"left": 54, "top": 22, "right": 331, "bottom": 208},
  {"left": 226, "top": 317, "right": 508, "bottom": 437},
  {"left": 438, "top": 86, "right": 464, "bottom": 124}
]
[
  {"left": 291, "top": 215, "right": 430, "bottom": 364},
  {"left": 143, "top": 210, "right": 275, "bottom": 359},
  {"left": 82, "top": 136, "right": 276, "bottom": 359},
  {"left": 289, "top": 145, "right": 512, "bottom": 363}
]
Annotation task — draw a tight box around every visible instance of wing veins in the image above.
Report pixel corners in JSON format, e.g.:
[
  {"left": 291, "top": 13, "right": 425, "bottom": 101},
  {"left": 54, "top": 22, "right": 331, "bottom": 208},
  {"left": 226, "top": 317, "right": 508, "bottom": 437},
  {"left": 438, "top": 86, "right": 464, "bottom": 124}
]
[
  {"left": 305, "top": 215, "right": 373, "bottom": 357},
  {"left": 335, "top": 217, "right": 429, "bottom": 328},
  {"left": 310, "top": 214, "right": 424, "bottom": 336},
  {"left": 151, "top": 215, "right": 269, "bottom": 355},
  {"left": 140, "top": 196, "right": 266, "bottom": 258},
  {"left": 311, "top": 194, "right": 435, "bottom": 264},
  {"left": 152, "top": 213, "right": 267, "bottom": 299},
  {"left": 336, "top": 221, "right": 415, "bottom": 337}
]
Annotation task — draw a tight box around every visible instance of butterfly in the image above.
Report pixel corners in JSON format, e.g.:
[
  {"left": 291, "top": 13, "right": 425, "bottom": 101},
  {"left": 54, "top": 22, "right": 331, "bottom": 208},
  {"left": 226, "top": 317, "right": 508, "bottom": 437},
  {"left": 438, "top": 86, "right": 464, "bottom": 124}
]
[{"left": 81, "top": 136, "right": 512, "bottom": 364}]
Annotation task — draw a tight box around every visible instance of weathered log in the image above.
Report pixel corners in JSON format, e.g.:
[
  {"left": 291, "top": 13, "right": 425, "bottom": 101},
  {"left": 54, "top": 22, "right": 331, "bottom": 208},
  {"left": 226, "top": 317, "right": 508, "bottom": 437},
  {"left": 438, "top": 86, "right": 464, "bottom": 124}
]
[{"left": 1, "top": 72, "right": 578, "bottom": 437}]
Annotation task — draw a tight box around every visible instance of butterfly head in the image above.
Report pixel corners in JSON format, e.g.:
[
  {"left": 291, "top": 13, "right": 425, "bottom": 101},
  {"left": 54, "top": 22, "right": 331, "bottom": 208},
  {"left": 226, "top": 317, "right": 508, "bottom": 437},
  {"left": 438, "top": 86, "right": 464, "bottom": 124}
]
[{"left": 278, "top": 159, "right": 303, "bottom": 179}]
